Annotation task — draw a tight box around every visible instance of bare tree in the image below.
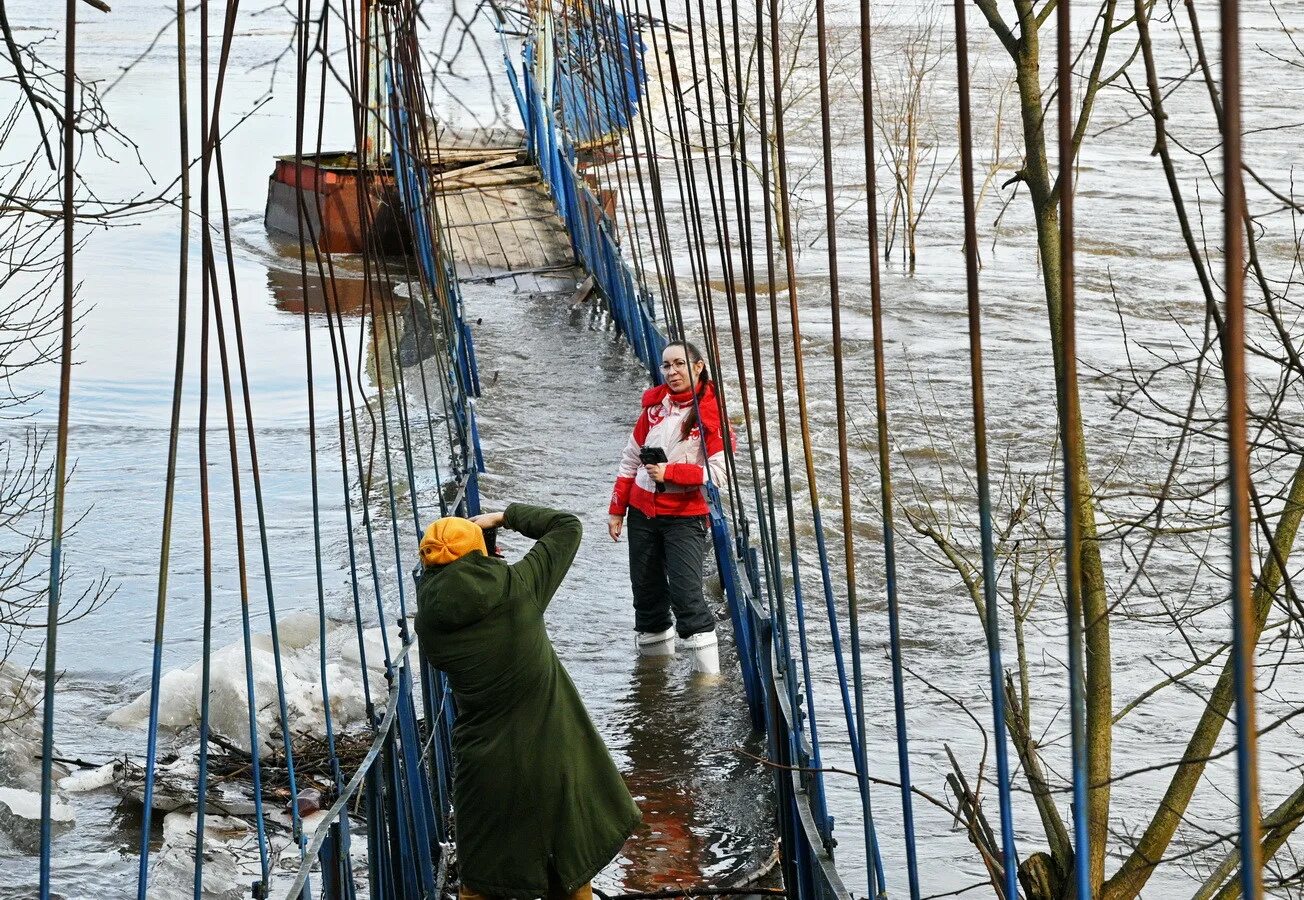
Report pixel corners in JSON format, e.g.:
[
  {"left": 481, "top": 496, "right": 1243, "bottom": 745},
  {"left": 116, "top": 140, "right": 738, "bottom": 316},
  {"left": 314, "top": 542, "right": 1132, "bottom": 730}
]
[
  {"left": 0, "top": 6, "right": 116, "bottom": 719},
  {"left": 870, "top": 4, "right": 954, "bottom": 273},
  {"left": 730, "top": 0, "right": 856, "bottom": 256},
  {"left": 862, "top": 2, "right": 1304, "bottom": 898}
]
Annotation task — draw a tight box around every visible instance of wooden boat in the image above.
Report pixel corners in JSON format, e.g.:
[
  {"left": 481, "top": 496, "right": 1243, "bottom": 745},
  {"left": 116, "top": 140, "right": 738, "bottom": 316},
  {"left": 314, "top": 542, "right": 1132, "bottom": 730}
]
[{"left": 263, "top": 152, "right": 408, "bottom": 255}]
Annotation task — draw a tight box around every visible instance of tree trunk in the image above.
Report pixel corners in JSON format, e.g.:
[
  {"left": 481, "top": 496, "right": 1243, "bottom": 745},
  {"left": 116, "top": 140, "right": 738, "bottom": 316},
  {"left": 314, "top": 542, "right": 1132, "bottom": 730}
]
[
  {"left": 1104, "top": 458, "right": 1304, "bottom": 899},
  {"left": 1010, "top": 27, "right": 1113, "bottom": 894}
]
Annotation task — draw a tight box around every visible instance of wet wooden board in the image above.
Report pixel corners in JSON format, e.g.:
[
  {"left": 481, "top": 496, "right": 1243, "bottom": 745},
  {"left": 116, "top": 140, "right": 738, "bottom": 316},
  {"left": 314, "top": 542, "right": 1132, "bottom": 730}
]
[{"left": 424, "top": 138, "right": 576, "bottom": 281}]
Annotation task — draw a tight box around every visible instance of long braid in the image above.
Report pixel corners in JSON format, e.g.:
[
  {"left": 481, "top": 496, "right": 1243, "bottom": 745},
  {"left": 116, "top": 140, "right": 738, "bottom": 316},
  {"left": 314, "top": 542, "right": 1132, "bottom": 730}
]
[{"left": 669, "top": 340, "right": 712, "bottom": 440}]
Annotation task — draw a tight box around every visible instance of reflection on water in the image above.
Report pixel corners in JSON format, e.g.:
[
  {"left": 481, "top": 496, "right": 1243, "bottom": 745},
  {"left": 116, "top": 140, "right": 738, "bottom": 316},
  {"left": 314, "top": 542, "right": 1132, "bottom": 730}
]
[
  {"left": 619, "top": 660, "right": 713, "bottom": 889},
  {"left": 265, "top": 259, "right": 377, "bottom": 316},
  {"left": 607, "top": 656, "right": 775, "bottom": 890}
]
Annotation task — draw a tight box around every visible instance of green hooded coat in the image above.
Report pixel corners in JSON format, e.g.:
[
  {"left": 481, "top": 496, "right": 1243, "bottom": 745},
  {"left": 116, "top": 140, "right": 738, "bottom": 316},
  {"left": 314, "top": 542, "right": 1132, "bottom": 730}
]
[{"left": 415, "top": 503, "right": 642, "bottom": 896}]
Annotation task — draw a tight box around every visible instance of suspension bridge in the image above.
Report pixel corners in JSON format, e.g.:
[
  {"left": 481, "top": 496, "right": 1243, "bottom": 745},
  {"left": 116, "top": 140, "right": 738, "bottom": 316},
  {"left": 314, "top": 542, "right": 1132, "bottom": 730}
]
[{"left": 13, "top": 0, "right": 1297, "bottom": 898}]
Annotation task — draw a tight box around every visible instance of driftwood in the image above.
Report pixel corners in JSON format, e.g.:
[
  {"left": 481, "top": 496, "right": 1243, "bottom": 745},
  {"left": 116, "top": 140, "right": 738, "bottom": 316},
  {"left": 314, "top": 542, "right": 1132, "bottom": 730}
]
[{"left": 112, "top": 727, "right": 376, "bottom": 818}]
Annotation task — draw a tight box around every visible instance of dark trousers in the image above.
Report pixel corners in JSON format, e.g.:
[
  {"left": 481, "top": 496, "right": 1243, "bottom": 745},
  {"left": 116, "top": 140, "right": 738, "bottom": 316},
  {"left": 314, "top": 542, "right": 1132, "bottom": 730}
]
[{"left": 626, "top": 507, "right": 715, "bottom": 638}]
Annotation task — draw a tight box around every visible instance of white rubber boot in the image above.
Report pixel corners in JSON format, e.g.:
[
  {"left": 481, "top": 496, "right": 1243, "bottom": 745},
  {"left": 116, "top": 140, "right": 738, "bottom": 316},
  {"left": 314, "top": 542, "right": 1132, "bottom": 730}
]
[
  {"left": 636, "top": 626, "right": 676, "bottom": 657},
  {"left": 681, "top": 630, "right": 720, "bottom": 675}
]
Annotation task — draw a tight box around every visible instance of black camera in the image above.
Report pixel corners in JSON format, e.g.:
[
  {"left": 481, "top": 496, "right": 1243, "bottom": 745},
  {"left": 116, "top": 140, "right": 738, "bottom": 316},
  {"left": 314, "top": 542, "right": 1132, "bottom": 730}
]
[
  {"left": 638, "top": 445, "right": 668, "bottom": 465},
  {"left": 482, "top": 525, "right": 505, "bottom": 559}
]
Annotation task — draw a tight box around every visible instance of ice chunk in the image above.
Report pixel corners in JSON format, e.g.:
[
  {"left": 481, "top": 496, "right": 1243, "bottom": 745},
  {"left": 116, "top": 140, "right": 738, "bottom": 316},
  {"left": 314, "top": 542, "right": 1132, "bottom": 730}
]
[
  {"left": 0, "top": 787, "right": 74, "bottom": 853},
  {"left": 108, "top": 616, "right": 419, "bottom": 754},
  {"left": 149, "top": 811, "right": 264, "bottom": 900},
  {"left": 205, "top": 644, "right": 285, "bottom": 754},
  {"left": 107, "top": 667, "right": 200, "bottom": 732},
  {"left": 59, "top": 759, "right": 124, "bottom": 793},
  {"left": 0, "top": 663, "right": 54, "bottom": 793},
  {"left": 275, "top": 611, "right": 322, "bottom": 651}
]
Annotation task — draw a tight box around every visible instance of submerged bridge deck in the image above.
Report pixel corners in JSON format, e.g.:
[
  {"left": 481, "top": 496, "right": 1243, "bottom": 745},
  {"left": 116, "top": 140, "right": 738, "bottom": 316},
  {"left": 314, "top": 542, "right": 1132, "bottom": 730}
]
[{"left": 426, "top": 125, "right": 574, "bottom": 282}]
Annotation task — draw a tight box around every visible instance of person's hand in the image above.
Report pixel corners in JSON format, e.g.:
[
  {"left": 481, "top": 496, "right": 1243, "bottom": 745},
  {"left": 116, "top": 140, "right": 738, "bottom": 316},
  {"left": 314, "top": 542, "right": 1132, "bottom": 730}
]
[
  {"left": 608, "top": 514, "right": 624, "bottom": 542},
  {"left": 470, "top": 511, "right": 505, "bottom": 530},
  {"left": 645, "top": 463, "right": 667, "bottom": 484}
]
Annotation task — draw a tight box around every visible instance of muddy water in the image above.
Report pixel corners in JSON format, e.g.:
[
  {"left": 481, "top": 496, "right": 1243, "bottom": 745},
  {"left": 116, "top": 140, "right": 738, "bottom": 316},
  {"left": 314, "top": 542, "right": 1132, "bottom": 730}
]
[{"left": 3, "top": 0, "right": 1303, "bottom": 898}]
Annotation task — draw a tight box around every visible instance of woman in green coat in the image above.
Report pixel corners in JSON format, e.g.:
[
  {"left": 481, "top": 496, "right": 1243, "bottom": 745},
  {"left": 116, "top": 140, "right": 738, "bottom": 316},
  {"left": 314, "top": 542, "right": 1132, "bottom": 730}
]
[{"left": 415, "top": 503, "right": 642, "bottom": 899}]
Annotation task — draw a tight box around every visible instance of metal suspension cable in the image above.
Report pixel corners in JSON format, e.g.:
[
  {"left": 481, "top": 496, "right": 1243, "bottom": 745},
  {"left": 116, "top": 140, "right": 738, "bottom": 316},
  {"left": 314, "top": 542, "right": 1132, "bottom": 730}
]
[
  {"left": 290, "top": 6, "right": 449, "bottom": 890},
  {"left": 210, "top": 137, "right": 310, "bottom": 852},
  {"left": 811, "top": 0, "right": 885, "bottom": 891},
  {"left": 597, "top": 0, "right": 695, "bottom": 345},
  {"left": 365, "top": 20, "right": 439, "bottom": 892},
  {"left": 365, "top": 26, "right": 430, "bottom": 541},
  {"left": 613, "top": 0, "right": 688, "bottom": 328},
  {"left": 290, "top": 2, "right": 346, "bottom": 830},
  {"left": 725, "top": 0, "right": 791, "bottom": 649},
  {"left": 637, "top": 0, "right": 710, "bottom": 346},
  {"left": 37, "top": 0, "right": 76, "bottom": 893},
  {"left": 597, "top": 0, "right": 666, "bottom": 308},
  {"left": 646, "top": 0, "right": 718, "bottom": 338},
  {"left": 381, "top": 11, "right": 466, "bottom": 878},
  {"left": 749, "top": 0, "right": 799, "bottom": 700},
  {"left": 1218, "top": 0, "right": 1263, "bottom": 895},
  {"left": 387, "top": 15, "right": 476, "bottom": 489},
  {"left": 647, "top": 0, "right": 748, "bottom": 537},
  {"left": 680, "top": 0, "right": 759, "bottom": 528},
  {"left": 710, "top": 0, "right": 786, "bottom": 636},
  {"left": 297, "top": 0, "right": 396, "bottom": 679},
  {"left": 607, "top": 0, "right": 679, "bottom": 329},
  {"left": 191, "top": 1, "right": 220, "bottom": 891},
  {"left": 200, "top": 2, "right": 282, "bottom": 884},
  {"left": 391, "top": 19, "right": 473, "bottom": 524},
  {"left": 308, "top": 236, "right": 378, "bottom": 716},
  {"left": 378, "top": 45, "right": 470, "bottom": 868},
  {"left": 1055, "top": 2, "right": 1093, "bottom": 896},
  {"left": 135, "top": 0, "right": 192, "bottom": 891},
  {"left": 207, "top": 149, "right": 275, "bottom": 899},
  {"left": 858, "top": 0, "right": 921, "bottom": 894},
  {"left": 367, "top": 132, "right": 459, "bottom": 528},
  {"left": 372, "top": 14, "right": 464, "bottom": 482},
  {"left": 572, "top": 0, "right": 672, "bottom": 345},
  {"left": 358, "top": 38, "right": 429, "bottom": 634},
  {"left": 320, "top": 255, "right": 384, "bottom": 689},
  {"left": 765, "top": 0, "right": 834, "bottom": 843},
  {"left": 952, "top": 3, "right": 1019, "bottom": 896}
]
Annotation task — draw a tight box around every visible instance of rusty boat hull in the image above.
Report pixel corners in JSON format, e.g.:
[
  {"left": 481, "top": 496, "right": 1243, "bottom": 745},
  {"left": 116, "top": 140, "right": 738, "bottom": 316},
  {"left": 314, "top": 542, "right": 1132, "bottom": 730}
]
[{"left": 264, "top": 152, "right": 407, "bottom": 255}]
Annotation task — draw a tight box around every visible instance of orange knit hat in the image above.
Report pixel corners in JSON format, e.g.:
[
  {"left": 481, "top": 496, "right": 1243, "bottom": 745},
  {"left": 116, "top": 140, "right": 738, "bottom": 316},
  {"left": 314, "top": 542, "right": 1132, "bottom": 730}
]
[{"left": 420, "top": 517, "right": 488, "bottom": 567}]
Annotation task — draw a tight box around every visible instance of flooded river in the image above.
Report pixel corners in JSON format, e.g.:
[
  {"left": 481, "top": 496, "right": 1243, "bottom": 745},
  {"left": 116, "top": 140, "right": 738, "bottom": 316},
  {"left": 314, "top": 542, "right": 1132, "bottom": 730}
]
[{"left": 2, "top": 0, "right": 1303, "bottom": 897}]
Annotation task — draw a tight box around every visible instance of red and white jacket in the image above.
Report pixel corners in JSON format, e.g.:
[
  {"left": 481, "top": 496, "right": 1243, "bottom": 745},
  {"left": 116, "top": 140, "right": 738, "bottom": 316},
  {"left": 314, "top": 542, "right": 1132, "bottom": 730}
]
[{"left": 609, "top": 382, "right": 733, "bottom": 518}]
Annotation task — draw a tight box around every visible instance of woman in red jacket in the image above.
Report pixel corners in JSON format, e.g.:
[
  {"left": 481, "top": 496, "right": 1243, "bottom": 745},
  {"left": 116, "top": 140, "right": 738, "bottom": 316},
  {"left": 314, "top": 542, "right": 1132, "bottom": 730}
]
[{"left": 608, "top": 341, "right": 730, "bottom": 674}]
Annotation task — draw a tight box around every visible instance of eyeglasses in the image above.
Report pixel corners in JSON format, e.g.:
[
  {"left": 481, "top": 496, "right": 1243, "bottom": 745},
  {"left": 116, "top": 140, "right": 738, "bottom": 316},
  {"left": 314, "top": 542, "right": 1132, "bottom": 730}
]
[{"left": 660, "top": 360, "right": 689, "bottom": 371}]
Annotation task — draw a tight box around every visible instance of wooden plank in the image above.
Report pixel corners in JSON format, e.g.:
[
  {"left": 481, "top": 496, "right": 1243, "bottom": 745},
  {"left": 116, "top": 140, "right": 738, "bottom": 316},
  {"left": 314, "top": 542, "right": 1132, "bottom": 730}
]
[
  {"left": 569, "top": 275, "right": 596, "bottom": 306},
  {"left": 429, "top": 154, "right": 522, "bottom": 180},
  {"left": 431, "top": 171, "right": 539, "bottom": 192}
]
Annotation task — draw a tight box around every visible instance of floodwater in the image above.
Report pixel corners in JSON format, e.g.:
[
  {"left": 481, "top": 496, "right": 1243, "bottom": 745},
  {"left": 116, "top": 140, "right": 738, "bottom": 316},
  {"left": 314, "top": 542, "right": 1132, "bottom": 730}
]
[{"left": 2, "top": 0, "right": 1303, "bottom": 897}]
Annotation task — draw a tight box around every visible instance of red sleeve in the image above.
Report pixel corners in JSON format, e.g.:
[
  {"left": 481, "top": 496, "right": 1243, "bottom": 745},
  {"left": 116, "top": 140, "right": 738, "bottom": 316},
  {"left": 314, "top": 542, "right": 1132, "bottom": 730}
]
[
  {"left": 609, "top": 408, "right": 653, "bottom": 515},
  {"left": 609, "top": 477, "right": 635, "bottom": 515},
  {"left": 632, "top": 409, "right": 653, "bottom": 446},
  {"left": 664, "top": 463, "right": 705, "bottom": 486}
]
